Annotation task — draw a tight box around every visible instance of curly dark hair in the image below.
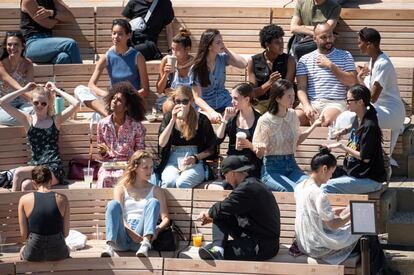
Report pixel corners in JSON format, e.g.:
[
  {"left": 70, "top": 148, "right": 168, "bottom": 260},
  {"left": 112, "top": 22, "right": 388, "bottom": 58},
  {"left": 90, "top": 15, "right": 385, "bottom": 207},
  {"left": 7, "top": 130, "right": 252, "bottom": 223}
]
[
  {"left": 259, "top": 24, "right": 285, "bottom": 49},
  {"left": 104, "top": 81, "right": 146, "bottom": 121}
]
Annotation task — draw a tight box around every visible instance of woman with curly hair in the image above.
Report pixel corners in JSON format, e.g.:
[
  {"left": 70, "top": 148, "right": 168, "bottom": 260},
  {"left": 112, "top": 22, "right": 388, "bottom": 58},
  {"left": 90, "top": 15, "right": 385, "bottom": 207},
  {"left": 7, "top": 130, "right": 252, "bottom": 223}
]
[
  {"left": 247, "top": 24, "right": 296, "bottom": 114},
  {"left": 158, "top": 86, "right": 216, "bottom": 188},
  {"left": 102, "top": 150, "right": 170, "bottom": 257},
  {"left": 96, "top": 81, "right": 146, "bottom": 188},
  {"left": 191, "top": 29, "right": 247, "bottom": 123}
]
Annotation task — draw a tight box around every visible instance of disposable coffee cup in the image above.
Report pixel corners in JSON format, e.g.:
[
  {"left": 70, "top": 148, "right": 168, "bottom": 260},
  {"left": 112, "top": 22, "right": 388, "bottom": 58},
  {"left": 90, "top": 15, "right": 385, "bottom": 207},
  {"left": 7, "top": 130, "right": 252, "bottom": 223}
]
[
  {"left": 167, "top": 55, "right": 177, "bottom": 71},
  {"left": 177, "top": 106, "right": 185, "bottom": 120},
  {"left": 55, "top": 96, "right": 65, "bottom": 114},
  {"left": 235, "top": 132, "right": 247, "bottom": 151}
]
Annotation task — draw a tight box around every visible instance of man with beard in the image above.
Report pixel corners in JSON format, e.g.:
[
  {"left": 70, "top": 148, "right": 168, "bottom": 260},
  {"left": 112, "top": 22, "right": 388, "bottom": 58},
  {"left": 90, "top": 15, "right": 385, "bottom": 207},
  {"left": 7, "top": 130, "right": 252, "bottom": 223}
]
[{"left": 295, "top": 23, "right": 357, "bottom": 126}]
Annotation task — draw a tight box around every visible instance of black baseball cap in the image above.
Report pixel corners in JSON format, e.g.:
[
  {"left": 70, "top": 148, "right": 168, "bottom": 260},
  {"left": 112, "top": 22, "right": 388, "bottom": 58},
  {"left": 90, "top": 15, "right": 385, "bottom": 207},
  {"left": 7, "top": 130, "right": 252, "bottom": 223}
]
[{"left": 221, "top": 155, "right": 254, "bottom": 175}]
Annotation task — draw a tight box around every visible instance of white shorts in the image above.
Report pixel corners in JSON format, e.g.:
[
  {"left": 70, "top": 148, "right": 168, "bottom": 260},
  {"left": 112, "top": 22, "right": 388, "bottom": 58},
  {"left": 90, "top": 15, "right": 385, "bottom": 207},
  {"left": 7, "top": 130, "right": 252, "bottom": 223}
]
[{"left": 311, "top": 99, "right": 346, "bottom": 115}]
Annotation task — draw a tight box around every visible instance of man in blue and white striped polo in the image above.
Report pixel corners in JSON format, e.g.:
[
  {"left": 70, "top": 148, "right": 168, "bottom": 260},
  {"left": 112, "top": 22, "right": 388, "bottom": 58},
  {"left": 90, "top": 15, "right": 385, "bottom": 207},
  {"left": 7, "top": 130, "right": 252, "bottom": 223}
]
[{"left": 295, "top": 23, "right": 357, "bottom": 127}]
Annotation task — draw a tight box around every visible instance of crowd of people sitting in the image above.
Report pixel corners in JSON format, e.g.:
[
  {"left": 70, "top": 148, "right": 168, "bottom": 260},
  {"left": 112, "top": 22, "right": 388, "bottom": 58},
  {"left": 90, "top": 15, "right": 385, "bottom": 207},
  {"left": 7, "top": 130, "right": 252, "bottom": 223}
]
[{"left": 0, "top": 0, "right": 406, "bottom": 272}]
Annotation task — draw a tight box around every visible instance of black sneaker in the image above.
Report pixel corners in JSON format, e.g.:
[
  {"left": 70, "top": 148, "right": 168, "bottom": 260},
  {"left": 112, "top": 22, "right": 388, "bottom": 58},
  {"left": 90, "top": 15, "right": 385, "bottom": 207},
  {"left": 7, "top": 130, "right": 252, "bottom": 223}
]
[{"left": 198, "top": 245, "right": 224, "bottom": 260}]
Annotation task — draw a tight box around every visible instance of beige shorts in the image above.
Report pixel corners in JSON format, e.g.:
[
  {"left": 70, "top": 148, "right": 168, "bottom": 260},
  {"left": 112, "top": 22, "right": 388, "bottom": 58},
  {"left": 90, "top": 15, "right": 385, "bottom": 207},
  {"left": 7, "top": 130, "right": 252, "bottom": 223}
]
[{"left": 298, "top": 99, "right": 346, "bottom": 116}]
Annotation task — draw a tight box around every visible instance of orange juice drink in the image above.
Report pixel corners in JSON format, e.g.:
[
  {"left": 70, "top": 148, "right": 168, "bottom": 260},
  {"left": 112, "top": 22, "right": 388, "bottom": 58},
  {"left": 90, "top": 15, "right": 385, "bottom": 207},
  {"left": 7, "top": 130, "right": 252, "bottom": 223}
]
[{"left": 192, "top": 233, "right": 203, "bottom": 247}]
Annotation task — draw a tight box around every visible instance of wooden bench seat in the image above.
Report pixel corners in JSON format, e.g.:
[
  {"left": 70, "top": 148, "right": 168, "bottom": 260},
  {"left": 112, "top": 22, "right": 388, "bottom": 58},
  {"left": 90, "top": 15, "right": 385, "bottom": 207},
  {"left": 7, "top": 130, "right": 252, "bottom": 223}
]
[
  {"left": 15, "top": 257, "right": 164, "bottom": 274},
  {"left": 0, "top": 188, "right": 192, "bottom": 262},
  {"left": 164, "top": 258, "right": 345, "bottom": 275}
]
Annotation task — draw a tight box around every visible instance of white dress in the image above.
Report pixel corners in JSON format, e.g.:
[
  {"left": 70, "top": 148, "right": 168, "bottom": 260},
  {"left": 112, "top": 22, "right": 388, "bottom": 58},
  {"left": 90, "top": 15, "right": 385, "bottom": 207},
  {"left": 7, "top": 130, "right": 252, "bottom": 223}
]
[
  {"left": 364, "top": 53, "right": 405, "bottom": 154},
  {"left": 294, "top": 180, "right": 360, "bottom": 264}
]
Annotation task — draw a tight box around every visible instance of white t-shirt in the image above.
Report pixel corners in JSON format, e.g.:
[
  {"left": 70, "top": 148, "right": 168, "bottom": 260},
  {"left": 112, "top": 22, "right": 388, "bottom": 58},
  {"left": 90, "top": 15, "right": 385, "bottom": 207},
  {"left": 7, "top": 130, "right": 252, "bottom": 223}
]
[
  {"left": 294, "top": 181, "right": 360, "bottom": 264},
  {"left": 364, "top": 53, "right": 404, "bottom": 109},
  {"left": 297, "top": 48, "right": 356, "bottom": 101}
]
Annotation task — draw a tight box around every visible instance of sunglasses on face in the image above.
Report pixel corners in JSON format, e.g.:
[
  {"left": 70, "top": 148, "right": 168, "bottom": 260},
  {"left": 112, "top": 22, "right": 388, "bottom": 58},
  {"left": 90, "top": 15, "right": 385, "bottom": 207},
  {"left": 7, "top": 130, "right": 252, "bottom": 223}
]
[
  {"left": 346, "top": 99, "right": 358, "bottom": 104},
  {"left": 174, "top": 99, "right": 190, "bottom": 105},
  {"left": 32, "top": 101, "right": 48, "bottom": 107}
]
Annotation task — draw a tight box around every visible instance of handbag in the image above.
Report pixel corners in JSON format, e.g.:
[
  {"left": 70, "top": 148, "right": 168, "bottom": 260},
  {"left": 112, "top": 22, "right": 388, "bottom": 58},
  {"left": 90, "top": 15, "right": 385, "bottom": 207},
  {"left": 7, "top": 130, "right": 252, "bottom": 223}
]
[
  {"left": 0, "top": 170, "right": 13, "bottom": 189},
  {"left": 152, "top": 220, "right": 186, "bottom": 251},
  {"left": 287, "top": 33, "right": 317, "bottom": 60},
  {"left": 68, "top": 158, "right": 100, "bottom": 180},
  {"left": 129, "top": 0, "right": 159, "bottom": 32}
]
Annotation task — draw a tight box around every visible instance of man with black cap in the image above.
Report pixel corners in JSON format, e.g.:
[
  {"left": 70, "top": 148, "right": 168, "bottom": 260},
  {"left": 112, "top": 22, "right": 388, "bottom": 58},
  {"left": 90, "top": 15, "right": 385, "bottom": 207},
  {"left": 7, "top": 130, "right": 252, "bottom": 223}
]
[{"left": 196, "top": 155, "right": 280, "bottom": 261}]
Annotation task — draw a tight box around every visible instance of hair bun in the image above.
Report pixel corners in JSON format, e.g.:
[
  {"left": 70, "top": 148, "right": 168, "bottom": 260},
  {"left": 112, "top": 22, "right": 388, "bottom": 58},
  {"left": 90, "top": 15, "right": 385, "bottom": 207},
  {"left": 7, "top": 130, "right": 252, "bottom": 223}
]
[
  {"left": 319, "top": 145, "right": 331, "bottom": 155},
  {"left": 179, "top": 28, "right": 191, "bottom": 37}
]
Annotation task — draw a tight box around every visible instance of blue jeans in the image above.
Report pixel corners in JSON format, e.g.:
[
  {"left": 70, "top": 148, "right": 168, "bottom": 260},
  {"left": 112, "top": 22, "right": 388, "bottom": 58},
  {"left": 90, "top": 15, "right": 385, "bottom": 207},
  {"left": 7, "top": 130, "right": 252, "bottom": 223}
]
[
  {"left": 105, "top": 199, "right": 160, "bottom": 251},
  {"left": 261, "top": 155, "right": 308, "bottom": 192},
  {"left": 26, "top": 34, "right": 82, "bottom": 64},
  {"left": 321, "top": 176, "right": 383, "bottom": 194},
  {"left": 0, "top": 101, "right": 32, "bottom": 126},
  {"left": 161, "top": 146, "right": 205, "bottom": 188}
]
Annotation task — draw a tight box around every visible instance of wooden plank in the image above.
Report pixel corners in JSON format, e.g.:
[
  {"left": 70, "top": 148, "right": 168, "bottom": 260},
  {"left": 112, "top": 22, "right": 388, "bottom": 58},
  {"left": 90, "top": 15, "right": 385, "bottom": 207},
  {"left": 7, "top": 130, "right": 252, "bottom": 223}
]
[
  {"left": 164, "top": 258, "right": 344, "bottom": 275},
  {"left": 15, "top": 257, "right": 163, "bottom": 273}
]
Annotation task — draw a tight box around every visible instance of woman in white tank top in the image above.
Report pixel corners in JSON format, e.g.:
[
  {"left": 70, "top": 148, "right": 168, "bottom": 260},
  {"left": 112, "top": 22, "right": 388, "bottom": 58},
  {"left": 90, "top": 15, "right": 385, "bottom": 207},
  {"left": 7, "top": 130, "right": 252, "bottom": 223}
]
[{"left": 102, "top": 151, "right": 170, "bottom": 257}]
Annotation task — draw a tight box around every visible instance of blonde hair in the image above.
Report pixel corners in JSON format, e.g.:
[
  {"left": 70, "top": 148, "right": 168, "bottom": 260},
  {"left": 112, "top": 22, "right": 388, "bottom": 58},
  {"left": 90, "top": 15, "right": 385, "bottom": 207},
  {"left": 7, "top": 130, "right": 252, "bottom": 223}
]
[
  {"left": 32, "top": 85, "right": 55, "bottom": 117},
  {"left": 171, "top": 86, "right": 197, "bottom": 140},
  {"left": 117, "top": 150, "right": 153, "bottom": 188}
]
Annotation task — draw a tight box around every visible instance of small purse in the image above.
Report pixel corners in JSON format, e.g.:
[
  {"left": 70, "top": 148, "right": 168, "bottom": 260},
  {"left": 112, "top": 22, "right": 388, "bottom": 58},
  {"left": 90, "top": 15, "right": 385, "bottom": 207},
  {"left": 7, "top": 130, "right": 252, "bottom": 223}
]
[
  {"left": 152, "top": 220, "right": 186, "bottom": 252},
  {"left": 68, "top": 159, "right": 100, "bottom": 180}
]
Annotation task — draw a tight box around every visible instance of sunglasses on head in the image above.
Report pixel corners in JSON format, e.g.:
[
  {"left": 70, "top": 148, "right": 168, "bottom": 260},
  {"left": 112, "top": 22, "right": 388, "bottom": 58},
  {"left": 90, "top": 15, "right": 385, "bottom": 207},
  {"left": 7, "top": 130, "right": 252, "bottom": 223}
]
[
  {"left": 32, "top": 101, "right": 48, "bottom": 107},
  {"left": 6, "top": 31, "right": 23, "bottom": 37},
  {"left": 174, "top": 99, "right": 190, "bottom": 105}
]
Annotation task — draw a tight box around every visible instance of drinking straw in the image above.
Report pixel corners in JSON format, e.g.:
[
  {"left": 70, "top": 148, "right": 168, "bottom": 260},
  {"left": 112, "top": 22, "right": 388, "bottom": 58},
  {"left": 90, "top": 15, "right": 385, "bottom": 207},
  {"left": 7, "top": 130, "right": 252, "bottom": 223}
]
[{"left": 193, "top": 215, "right": 198, "bottom": 234}]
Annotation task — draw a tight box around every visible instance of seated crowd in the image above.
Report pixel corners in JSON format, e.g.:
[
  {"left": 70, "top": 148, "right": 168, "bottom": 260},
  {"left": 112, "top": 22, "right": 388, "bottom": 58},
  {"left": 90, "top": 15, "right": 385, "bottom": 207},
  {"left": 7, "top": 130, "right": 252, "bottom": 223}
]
[{"left": 0, "top": 1, "right": 405, "bottom": 272}]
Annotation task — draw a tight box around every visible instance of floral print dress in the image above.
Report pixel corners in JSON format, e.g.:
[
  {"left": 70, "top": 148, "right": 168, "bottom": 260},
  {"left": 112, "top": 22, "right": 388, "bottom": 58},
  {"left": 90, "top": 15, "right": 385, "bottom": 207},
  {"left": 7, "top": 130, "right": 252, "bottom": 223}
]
[
  {"left": 96, "top": 114, "right": 146, "bottom": 188},
  {"left": 27, "top": 118, "right": 65, "bottom": 183}
]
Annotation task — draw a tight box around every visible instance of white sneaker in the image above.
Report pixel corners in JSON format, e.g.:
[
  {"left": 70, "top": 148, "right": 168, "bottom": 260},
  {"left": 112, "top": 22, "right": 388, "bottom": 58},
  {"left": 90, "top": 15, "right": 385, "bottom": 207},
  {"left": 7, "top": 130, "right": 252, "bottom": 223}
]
[
  {"left": 136, "top": 239, "right": 151, "bottom": 257},
  {"left": 101, "top": 244, "right": 114, "bottom": 257}
]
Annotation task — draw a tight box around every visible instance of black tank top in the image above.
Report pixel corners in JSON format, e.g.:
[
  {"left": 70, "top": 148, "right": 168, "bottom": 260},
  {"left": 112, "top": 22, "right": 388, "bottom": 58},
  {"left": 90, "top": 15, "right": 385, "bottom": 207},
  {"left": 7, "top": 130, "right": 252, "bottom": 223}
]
[
  {"left": 28, "top": 192, "right": 63, "bottom": 235},
  {"left": 252, "top": 52, "right": 289, "bottom": 100},
  {"left": 20, "top": 0, "right": 55, "bottom": 39}
]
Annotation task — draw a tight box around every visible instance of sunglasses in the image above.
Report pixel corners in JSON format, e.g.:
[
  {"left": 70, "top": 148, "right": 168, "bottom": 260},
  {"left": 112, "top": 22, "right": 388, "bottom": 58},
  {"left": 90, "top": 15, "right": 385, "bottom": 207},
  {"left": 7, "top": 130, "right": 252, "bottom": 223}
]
[
  {"left": 174, "top": 99, "right": 190, "bottom": 105},
  {"left": 32, "top": 101, "right": 48, "bottom": 107},
  {"left": 6, "top": 31, "right": 23, "bottom": 37},
  {"left": 346, "top": 99, "right": 358, "bottom": 104}
]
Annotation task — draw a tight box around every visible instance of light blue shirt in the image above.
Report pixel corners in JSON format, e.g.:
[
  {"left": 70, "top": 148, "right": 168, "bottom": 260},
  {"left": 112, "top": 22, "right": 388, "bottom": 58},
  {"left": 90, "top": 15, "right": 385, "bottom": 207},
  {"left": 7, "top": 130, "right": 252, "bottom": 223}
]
[{"left": 192, "top": 52, "right": 232, "bottom": 111}]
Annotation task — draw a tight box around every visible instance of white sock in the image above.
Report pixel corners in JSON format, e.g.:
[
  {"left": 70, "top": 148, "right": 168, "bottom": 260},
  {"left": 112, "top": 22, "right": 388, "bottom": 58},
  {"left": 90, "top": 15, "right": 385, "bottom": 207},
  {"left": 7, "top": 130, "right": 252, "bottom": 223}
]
[{"left": 212, "top": 246, "right": 224, "bottom": 256}]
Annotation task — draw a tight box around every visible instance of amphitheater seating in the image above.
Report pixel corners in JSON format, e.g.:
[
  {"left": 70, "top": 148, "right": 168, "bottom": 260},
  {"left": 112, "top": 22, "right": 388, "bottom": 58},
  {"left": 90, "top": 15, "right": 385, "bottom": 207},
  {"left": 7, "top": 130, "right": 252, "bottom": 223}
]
[{"left": 0, "top": 188, "right": 368, "bottom": 274}]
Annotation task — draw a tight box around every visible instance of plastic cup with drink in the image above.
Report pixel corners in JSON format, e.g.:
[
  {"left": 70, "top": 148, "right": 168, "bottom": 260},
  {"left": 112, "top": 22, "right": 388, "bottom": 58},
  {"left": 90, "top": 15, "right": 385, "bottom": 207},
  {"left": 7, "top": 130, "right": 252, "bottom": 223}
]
[
  {"left": 83, "top": 167, "right": 94, "bottom": 188},
  {"left": 235, "top": 132, "right": 247, "bottom": 151},
  {"left": 167, "top": 55, "right": 177, "bottom": 72},
  {"left": 177, "top": 105, "right": 185, "bottom": 120}
]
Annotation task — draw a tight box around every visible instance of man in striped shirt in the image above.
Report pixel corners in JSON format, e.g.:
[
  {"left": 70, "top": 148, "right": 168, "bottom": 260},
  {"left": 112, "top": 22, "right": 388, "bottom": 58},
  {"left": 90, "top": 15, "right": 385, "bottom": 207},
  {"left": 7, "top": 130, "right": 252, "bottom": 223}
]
[{"left": 296, "top": 23, "right": 357, "bottom": 126}]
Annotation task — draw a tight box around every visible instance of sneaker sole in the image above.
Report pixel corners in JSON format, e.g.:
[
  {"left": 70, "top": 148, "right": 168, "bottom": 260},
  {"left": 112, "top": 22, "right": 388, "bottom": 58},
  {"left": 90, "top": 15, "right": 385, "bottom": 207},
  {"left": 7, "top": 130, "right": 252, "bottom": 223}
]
[
  {"left": 136, "top": 252, "right": 148, "bottom": 257},
  {"left": 101, "top": 252, "right": 112, "bottom": 257},
  {"left": 198, "top": 247, "right": 215, "bottom": 260}
]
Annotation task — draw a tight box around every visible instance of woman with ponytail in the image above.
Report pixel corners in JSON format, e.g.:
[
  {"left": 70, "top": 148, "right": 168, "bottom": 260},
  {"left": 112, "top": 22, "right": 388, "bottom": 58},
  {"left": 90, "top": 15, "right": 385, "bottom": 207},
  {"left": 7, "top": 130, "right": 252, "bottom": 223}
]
[
  {"left": 158, "top": 86, "right": 216, "bottom": 188},
  {"left": 295, "top": 147, "right": 399, "bottom": 274},
  {"left": 216, "top": 83, "right": 262, "bottom": 177},
  {"left": 323, "top": 84, "right": 386, "bottom": 194},
  {"left": 156, "top": 28, "right": 194, "bottom": 113},
  {"left": 102, "top": 150, "right": 169, "bottom": 258}
]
